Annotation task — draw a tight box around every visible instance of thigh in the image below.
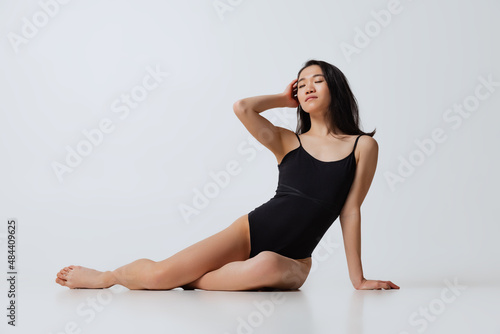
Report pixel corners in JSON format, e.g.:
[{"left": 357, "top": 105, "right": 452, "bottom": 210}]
[
  {"left": 188, "top": 251, "right": 312, "bottom": 291},
  {"left": 156, "top": 214, "right": 251, "bottom": 281}
]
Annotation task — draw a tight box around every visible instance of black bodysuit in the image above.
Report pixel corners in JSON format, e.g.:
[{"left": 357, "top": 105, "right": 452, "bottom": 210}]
[{"left": 247, "top": 133, "right": 365, "bottom": 260}]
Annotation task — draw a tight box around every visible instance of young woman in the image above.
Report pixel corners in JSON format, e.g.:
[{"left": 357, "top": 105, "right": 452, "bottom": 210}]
[{"left": 55, "top": 59, "right": 399, "bottom": 291}]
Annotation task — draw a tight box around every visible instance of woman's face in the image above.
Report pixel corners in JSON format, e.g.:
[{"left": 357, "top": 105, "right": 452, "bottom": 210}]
[{"left": 297, "top": 65, "right": 331, "bottom": 114}]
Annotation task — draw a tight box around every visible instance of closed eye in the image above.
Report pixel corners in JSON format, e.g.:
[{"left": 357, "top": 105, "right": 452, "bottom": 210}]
[{"left": 298, "top": 80, "right": 323, "bottom": 88}]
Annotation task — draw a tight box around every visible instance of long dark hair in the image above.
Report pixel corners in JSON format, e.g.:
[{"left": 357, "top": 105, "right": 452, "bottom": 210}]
[{"left": 295, "top": 59, "right": 376, "bottom": 137}]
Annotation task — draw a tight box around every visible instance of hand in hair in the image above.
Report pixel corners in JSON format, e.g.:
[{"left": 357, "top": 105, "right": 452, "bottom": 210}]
[{"left": 281, "top": 78, "right": 300, "bottom": 108}]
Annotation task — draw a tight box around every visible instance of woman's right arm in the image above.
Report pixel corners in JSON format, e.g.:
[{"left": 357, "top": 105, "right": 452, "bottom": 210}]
[{"left": 233, "top": 79, "right": 299, "bottom": 160}]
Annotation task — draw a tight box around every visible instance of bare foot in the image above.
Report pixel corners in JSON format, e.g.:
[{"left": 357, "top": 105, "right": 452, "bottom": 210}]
[{"left": 55, "top": 265, "right": 116, "bottom": 289}]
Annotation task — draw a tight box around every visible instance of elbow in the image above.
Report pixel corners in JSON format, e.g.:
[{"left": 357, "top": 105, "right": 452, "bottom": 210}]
[
  {"left": 233, "top": 99, "right": 247, "bottom": 114},
  {"left": 339, "top": 207, "right": 361, "bottom": 223}
]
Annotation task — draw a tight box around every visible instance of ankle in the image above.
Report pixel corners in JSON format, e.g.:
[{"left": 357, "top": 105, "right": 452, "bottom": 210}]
[{"left": 103, "top": 271, "right": 118, "bottom": 287}]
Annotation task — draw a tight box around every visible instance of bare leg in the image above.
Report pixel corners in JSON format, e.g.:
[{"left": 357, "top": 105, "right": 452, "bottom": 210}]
[
  {"left": 183, "top": 251, "right": 312, "bottom": 291},
  {"left": 55, "top": 214, "right": 251, "bottom": 290}
]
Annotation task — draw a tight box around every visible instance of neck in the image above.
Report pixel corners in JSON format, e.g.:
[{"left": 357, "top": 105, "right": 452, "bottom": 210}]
[{"left": 306, "top": 110, "right": 343, "bottom": 137}]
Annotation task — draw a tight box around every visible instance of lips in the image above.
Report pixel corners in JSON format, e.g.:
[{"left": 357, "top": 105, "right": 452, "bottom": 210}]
[{"left": 305, "top": 96, "right": 317, "bottom": 102}]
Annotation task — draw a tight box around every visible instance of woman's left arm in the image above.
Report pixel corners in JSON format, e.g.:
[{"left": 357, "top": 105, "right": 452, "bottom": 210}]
[{"left": 339, "top": 136, "right": 400, "bottom": 290}]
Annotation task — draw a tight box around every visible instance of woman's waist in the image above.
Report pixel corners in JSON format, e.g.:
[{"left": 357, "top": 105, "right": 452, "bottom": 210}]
[{"left": 275, "top": 183, "right": 340, "bottom": 213}]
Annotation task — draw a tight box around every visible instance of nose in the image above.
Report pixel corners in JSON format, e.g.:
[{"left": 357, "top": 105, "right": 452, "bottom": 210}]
[{"left": 305, "top": 85, "right": 315, "bottom": 94}]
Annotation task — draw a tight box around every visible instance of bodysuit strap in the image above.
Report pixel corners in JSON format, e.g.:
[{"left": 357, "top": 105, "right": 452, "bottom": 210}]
[
  {"left": 352, "top": 134, "right": 365, "bottom": 152},
  {"left": 294, "top": 133, "right": 302, "bottom": 147}
]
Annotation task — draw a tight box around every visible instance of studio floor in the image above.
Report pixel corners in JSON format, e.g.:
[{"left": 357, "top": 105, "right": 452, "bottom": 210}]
[{"left": 5, "top": 275, "right": 499, "bottom": 334}]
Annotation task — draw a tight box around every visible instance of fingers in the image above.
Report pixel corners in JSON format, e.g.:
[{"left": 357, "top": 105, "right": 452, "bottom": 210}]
[
  {"left": 285, "top": 79, "right": 298, "bottom": 94},
  {"left": 380, "top": 280, "right": 400, "bottom": 290},
  {"left": 370, "top": 280, "right": 400, "bottom": 290},
  {"left": 387, "top": 281, "right": 400, "bottom": 289},
  {"left": 292, "top": 80, "right": 298, "bottom": 99},
  {"left": 356, "top": 279, "right": 400, "bottom": 290}
]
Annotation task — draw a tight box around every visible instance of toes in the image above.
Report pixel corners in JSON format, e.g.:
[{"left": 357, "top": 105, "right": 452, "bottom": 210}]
[
  {"left": 55, "top": 278, "right": 66, "bottom": 286},
  {"left": 56, "top": 266, "right": 74, "bottom": 279},
  {"left": 57, "top": 272, "right": 67, "bottom": 280}
]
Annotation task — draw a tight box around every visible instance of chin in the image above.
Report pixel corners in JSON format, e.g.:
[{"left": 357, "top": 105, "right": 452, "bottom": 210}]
[{"left": 302, "top": 106, "right": 322, "bottom": 114}]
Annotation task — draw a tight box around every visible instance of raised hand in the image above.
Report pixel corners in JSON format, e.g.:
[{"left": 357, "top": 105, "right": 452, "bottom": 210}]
[{"left": 281, "top": 78, "right": 300, "bottom": 108}]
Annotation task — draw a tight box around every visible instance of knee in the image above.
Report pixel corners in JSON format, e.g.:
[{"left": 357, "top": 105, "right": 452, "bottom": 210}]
[
  {"left": 138, "top": 260, "right": 169, "bottom": 290},
  {"left": 250, "top": 251, "right": 284, "bottom": 285},
  {"left": 250, "top": 252, "right": 308, "bottom": 290}
]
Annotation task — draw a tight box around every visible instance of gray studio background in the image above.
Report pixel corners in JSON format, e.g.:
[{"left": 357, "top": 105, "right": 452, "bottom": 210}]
[{"left": 1, "top": 0, "right": 499, "bottom": 333}]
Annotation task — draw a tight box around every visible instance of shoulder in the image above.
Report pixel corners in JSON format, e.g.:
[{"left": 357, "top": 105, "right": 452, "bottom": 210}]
[
  {"left": 354, "top": 135, "right": 378, "bottom": 163},
  {"left": 357, "top": 134, "right": 378, "bottom": 150}
]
